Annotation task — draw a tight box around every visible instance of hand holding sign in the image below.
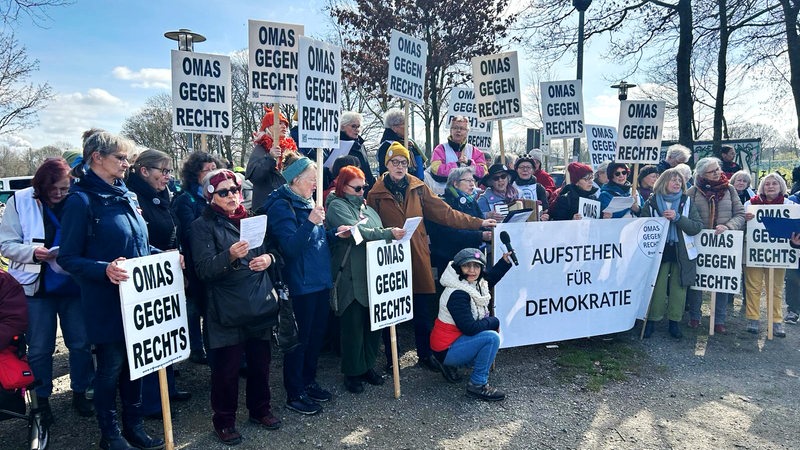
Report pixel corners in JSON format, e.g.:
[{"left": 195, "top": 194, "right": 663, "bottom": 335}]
[{"left": 106, "top": 257, "right": 129, "bottom": 285}]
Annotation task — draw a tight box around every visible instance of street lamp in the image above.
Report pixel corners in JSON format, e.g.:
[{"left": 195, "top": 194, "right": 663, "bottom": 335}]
[
  {"left": 164, "top": 29, "right": 206, "bottom": 152},
  {"left": 573, "top": 0, "right": 592, "bottom": 158},
  {"left": 611, "top": 81, "right": 636, "bottom": 101}
]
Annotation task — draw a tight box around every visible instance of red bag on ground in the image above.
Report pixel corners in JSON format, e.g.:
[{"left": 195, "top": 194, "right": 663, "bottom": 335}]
[{"left": 0, "top": 347, "right": 34, "bottom": 389}]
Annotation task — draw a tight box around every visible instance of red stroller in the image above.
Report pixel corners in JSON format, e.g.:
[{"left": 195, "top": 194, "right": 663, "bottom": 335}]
[{"left": 0, "top": 335, "right": 49, "bottom": 450}]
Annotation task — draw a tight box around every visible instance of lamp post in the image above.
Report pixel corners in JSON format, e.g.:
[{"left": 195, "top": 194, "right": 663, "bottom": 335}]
[
  {"left": 611, "top": 80, "right": 636, "bottom": 101},
  {"left": 164, "top": 29, "right": 206, "bottom": 152},
  {"left": 572, "top": 0, "right": 592, "bottom": 159}
]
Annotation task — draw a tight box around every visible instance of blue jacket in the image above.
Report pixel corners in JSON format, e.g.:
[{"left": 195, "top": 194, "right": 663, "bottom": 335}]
[
  {"left": 263, "top": 185, "right": 333, "bottom": 296},
  {"left": 57, "top": 170, "right": 154, "bottom": 344},
  {"left": 599, "top": 182, "right": 634, "bottom": 218},
  {"left": 426, "top": 187, "right": 485, "bottom": 272}
]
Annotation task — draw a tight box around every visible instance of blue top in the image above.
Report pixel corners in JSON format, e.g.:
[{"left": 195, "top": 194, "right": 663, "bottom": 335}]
[{"left": 599, "top": 182, "right": 634, "bottom": 218}]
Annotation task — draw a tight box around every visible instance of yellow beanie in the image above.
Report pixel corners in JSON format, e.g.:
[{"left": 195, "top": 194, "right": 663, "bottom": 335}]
[{"left": 385, "top": 141, "right": 410, "bottom": 166}]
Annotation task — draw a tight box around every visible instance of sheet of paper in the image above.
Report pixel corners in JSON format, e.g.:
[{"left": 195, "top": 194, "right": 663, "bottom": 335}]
[
  {"left": 493, "top": 203, "right": 509, "bottom": 219},
  {"left": 397, "top": 217, "right": 422, "bottom": 243},
  {"left": 47, "top": 246, "right": 60, "bottom": 257},
  {"left": 504, "top": 211, "right": 532, "bottom": 223},
  {"left": 603, "top": 196, "right": 635, "bottom": 214},
  {"left": 323, "top": 140, "right": 355, "bottom": 169},
  {"left": 239, "top": 215, "right": 267, "bottom": 249},
  {"left": 335, "top": 217, "right": 368, "bottom": 245}
]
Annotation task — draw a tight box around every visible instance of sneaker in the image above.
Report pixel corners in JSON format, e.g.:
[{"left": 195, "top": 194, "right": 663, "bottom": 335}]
[
  {"left": 773, "top": 322, "right": 786, "bottom": 338},
  {"left": 214, "top": 427, "right": 242, "bottom": 446},
  {"left": 305, "top": 382, "right": 332, "bottom": 402},
  {"left": 747, "top": 319, "right": 759, "bottom": 334},
  {"left": 249, "top": 412, "right": 282, "bottom": 430},
  {"left": 465, "top": 382, "right": 506, "bottom": 402},
  {"left": 285, "top": 394, "right": 322, "bottom": 415},
  {"left": 785, "top": 311, "right": 799, "bottom": 325},
  {"left": 713, "top": 324, "right": 726, "bottom": 335},
  {"left": 72, "top": 391, "right": 95, "bottom": 417},
  {"left": 360, "top": 368, "right": 385, "bottom": 386}
]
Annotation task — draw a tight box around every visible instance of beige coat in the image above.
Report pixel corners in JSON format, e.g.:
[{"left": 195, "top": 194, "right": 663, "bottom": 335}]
[{"left": 686, "top": 184, "right": 745, "bottom": 230}]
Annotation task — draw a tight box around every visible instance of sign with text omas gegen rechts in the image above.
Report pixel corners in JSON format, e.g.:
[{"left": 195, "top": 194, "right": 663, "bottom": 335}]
[
  {"left": 745, "top": 204, "right": 800, "bottom": 269},
  {"left": 248, "top": 20, "right": 303, "bottom": 103},
  {"left": 585, "top": 124, "right": 617, "bottom": 169},
  {"left": 690, "top": 230, "right": 744, "bottom": 295},
  {"left": 366, "top": 240, "right": 413, "bottom": 331},
  {"left": 615, "top": 100, "right": 666, "bottom": 164},
  {"left": 540, "top": 80, "right": 584, "bottom": 140},
  {"left": 119, "top": 252, "right": 189, "bottom": 380},
  {"left": 445, "top": 87, "right": 493, "bottom": 149},
  {"left": 492, "top": 219, "right": 667, "bottom": 348},
  {"left": 171, "top": 50, "right": 232, "bottom": 135},
  {"left": 387, "top": 29, "right": 427, "bottom": 105},
  {"left": 471, "top": 51, "right": 522, "bottom": 121},
  {"left": 297, "top": 36, "right": 341, "bottom": 148}
]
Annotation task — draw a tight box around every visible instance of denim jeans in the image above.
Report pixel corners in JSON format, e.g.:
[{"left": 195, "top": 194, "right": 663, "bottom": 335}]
[
  {"left": 93, "top": 341, "right": 142, "bottom": 437},
  {"left": 443, "top": 330, "right": 500, "bottom": 386},
  {"left": 26, "top": 295, "right": 94, "bottom": 398},
  {"left": 283, "top": 289, "right": 329, "bottom": 399},
  {"left": 785, "top": 268, "right": 800, "bottom": 314},
  {"left": 687, "top": 289, "right": 731, "bottom": 324}
]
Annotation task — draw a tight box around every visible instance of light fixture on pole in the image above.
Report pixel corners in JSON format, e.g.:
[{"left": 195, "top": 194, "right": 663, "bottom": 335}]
[
  {"left": 611, "top": 81, "right": 636, "bottom": 101},
  {"left": 164, "top": 29, "right": 206, "bottom": 152},
  {"left": 572, "top": 0, "right": 592, "bottom": 159}
]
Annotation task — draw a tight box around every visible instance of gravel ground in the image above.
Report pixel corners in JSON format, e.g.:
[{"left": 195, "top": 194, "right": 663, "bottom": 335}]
[{"left": 2, "top": 297, "right": 799, "bottom": 450}]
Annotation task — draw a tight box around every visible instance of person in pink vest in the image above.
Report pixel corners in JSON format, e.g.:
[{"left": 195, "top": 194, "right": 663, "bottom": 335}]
[{"left": 429, "top": 116, "right": 488, "bottom": 184}]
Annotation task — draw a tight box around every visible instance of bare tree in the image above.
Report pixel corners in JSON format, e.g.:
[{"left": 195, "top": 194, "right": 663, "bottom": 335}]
[
  {"left": 0, "top": 33, "right": 53, "bottom": 135},
  {"left": 0, "top": 0, "right": 72, "bottom": 25}
]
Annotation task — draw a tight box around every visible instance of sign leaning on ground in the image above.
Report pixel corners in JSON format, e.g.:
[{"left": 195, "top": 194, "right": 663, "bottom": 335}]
[
  {"left": 585, "top": 124, "right": 617, "bottom": 168},
  {"left": 119, "top": 252, "right": 189, "bottom": 381},
  {"left": 615, "top": 100, "right": 666, "bottom": 164},
  {"left": 444, "top": 87, "right": 493, "bottom": 149},
  {"left": 745, "top": 204, "right": 800, "bottom": 269},
  {"left": 171, "top": 50, "right": 232, "bottom": 135},
  {"left": 366, "top": 240, "right": 413, "bottom": 331},
  {"left": 247, "top": 20, "right": 303, "bottom": 103},
  {"left": 297, "top": 36, "right": 341, "bottom": 148},
  {"left": 387, "top": 29, "right": 428, "bottom": 105},
  {"left": 540, "top": 80, "right": 584, "bottom": 140},
  {"left": 690, "top": 230, "right": 744, "bottom": 294},
  {"left": 471, "top": 51, "right": 522, "bottom": 121}
]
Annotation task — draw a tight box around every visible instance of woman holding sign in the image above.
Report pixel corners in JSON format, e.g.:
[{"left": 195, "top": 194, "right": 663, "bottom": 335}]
[
  {"left": 549, "top": 162, "right": 598, "bottom": 221},
  {"left": 246, "top": 108, "right": 298, "bottom": 210}
]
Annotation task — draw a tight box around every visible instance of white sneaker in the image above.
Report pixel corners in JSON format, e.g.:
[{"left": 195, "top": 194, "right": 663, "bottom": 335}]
[{"left": 785, "top": 311, "right": 799, "bottom": 324}]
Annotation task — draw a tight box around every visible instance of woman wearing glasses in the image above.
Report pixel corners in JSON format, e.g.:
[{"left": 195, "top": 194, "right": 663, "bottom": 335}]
[
  {"left": 191, "top": 169, "right": 283, "bottom": 445},
  {"left": 429, "top": 115, "right": 488, "bottom": 183},
  {"left": 549, "top": 162, "right": 599, "bottom": 221},
  {"left": 477, "top": 164, "right": 519, "bottom": 220},
  {"left": 599, "top": 162, "right": 640, "bottom": 218},
  {"left": 339, "top": 111, "right": 375, "bottom": 190}
]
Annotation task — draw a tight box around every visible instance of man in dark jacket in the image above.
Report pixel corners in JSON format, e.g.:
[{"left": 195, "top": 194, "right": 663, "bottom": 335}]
[{"left": 375, "top": 108, "right": 427, "bottom": 180}]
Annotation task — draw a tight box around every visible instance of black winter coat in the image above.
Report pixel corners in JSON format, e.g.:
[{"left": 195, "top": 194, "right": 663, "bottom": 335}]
[
  {"left": 126, "top": 173, "right": 178, "bottom": 251},
  {"left": 246, "top": 143, "right": 286, "bottom": 211},
  {"left": 549, "top": 184, "right": 599, "bottom": 221}
]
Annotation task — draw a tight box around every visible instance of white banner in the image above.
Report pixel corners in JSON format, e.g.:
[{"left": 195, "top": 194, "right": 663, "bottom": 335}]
[
  {"left": 540, "top": 80, "right": 584, "bottom": 140},
  {"left": 492, "top": 219, "right": 667, "bottom": 348},
  {"left": 387, "top": 29, "right": 427, "bottom": 105},
  {"left": 444, "top": 87, "right": 493, "bottom": 149},
  {"left": 297, "top": 36, "right": 341, "bottom": 148},
  {"left": 690, "top": 230, "right": 744, "bottom": 294},
  {"left": 585, "top": 124, "right": 617, "bottom": 168},
  {"left": 745, "top": 204, "right": 800, "bottom": 269},
  {"left": 471, "top": 51, "right": 522, "bottom": 121},
  {"left": 616, "top": 100, "right": 665, "bottom": 164},
  {"left": 119, "top": 252, "right": 189, "bottom": 381},
  {"left": 247, "top": 20, "right": 303, "bottom": 103},
  {"left": 171, "top": 50, "right": 232, "bottom": 135},
  {"left": 367, "top": 240, "right": 413, "bottom": 331}
]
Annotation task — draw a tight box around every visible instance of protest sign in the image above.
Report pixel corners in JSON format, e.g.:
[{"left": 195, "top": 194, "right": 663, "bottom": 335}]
[
  {"left": 690, "top": 230, "right": 744, "bottom": 294},
  {"left": 578, "top": 197, "right": 600, "bottom": 220},
  {"left": 540, "top": 80, "right": 584, "bottom": 140},
  {"left": 297, "top": 36, "right": 341, "bottom": 148},
  {"left": 171, "top": 50, "right": 232, "bottom": 135},
  {"left": 119, "top": 252, "right": 189, "bottom": 380},
  {"left": 471, "top": 51, "right": 522, "bottom": 121},
  {"left": 492, "top": 219, "right": 667, "bottom": 348},
  {"left": 444, "top": 87, "right": 493, "bottom": 149},
  {"left": 367, "top": 240, "right": 413, "bottom": 331},
  {"left": 387, "top": 29, "right": 427, "bottom": 105},
  {"left": 745, "top": 204, "right": 800, "bottom": 269},
  {"left": 585, "top": 124, "right": 617, "bottom": 168},
  {"left": 247, "top": 20, "right": 303, "bottom": 103},
  {"left": 616, "top": 100, "right": 665, "bottom": 164}
]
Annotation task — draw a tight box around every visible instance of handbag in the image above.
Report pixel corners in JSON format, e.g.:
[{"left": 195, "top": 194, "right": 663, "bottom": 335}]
[
  {"left": 0, "top": 347, "right": 34, "bottom": 390},
  {"left": 330, "top": 244, "right": 352, "bottom": 314},
  {"left": 215, "top": 269, "right": 279, "bottom": 328},
  {"left": 272, "top": 271, "right": 300, "bottom": 353}
]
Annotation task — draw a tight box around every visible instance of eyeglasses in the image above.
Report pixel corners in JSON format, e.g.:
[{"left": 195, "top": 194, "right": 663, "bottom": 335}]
[
  {"left": 110, "top": 154, "right": 129, "bottom": 164},
  {"left": 581, "top": 175, "right": 594, "bottom": 182},
  {"left": 148, "top": 167, "right": 173, "bottom": 176},
  {"left": 349, "top": 124, "right": 361, "bottom": 129},
  {"left": 348, "top": 184, "right": 368, "bottom": 193},
  {"left": 214, "top": 186, "right": 241, "bottom": 198},
  {"left": 492, "top": 174, "right": 509, "bottom": 181},
  {"left": 388, "top": 159, "right": 408, "bottom": 168},
  {"left": 451, "top": 126, "right": 468, "bottom": 132},
  {"left": 614, "top": 171, "right": 628, "bottom": 177},
  {"left": 517, "top": 165, "right": 534, "bottom": 170},
  {"left": 458, "top": 178, "right": 475, "bottom": 184}
]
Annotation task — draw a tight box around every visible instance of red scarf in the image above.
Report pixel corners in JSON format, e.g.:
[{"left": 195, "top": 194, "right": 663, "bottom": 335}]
[
  {"left": 696, "top": 174, "right": 730, "bottom": 228},
  {"left": 253, "top": 134, "right": 299, "bottom": 170},
  {"left": 749, "top": 195, "right": 785, "bottom": 205},
  {"left": 211, "top": 203, "right": 249, "bottom": 227}
]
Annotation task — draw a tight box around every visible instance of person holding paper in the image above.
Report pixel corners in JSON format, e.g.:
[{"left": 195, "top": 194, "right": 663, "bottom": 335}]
[
  {"left": 57, "top": 130, "right": 165, "bottom": 450},
  {"left": 513, "top": 153, "right": 550, "bottom": 216},
  {"left": 477, "top": 164, "right": 520, "bottom": 220},
  {"left": 0, "top": 157, "right": 95, "bottom": 426},
  {"left": 376, "top": 108, "right": 428, "bottom": 180},
  {"left": 191, "top": 169, "right": 283, "bottom": 444},
  {"left": 599, "top": 162, "right": 640, "bottom": 219},
  {"left": 429, "top": 115, "right": 488, "bottom": 183},
  {"left": 685, "top": 157, "right": 745, "bottom": 334},
  {"left": 247, "top": 107, "right": 298, "bottom": 210},
  {"left": 550, "top": 163, "right": 599, "bottom": 221},
  {"left": 742, "top": 173, "right": 796, "bottom": 337},
  {"left": 639, "top": 169, "right": 703, "bottom": 339},
  {"left": 367, "top": 142, "right": 496, "bottom": 373},
  {"left": 325, "top": 166, "right": 405, "bottom": 394}
]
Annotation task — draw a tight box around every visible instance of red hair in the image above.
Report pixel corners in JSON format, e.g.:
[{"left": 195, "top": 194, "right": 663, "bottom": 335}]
[
  {"left": 335, "top": 165, "right": 365, "bottom": 198},
  {"left": 32, "top": 158, "right": 70, "bottom": 199}
]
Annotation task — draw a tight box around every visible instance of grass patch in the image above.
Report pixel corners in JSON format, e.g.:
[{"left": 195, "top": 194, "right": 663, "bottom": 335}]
[{"left": 555, "top": 339, "right": 647, "bottom": 391}]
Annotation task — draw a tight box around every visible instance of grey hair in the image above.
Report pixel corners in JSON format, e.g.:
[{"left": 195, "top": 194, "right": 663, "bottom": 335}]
[
  {"left": 450, "top": 115, "right": 470, "bottom": 127},
  {"left": 757, "top": 172, "right": 788, "bottom": 197},
  {"left": 384, "top": 108, "right": 405, "bottom": 128},
  {"left": 674, "top": 163, "right": 692, "bottom": 185},
  {"left": 446, "top": 166, "right": 475, "bottom": 188},
  {"left": 693, "top": 157, "right": 722, "bottom": 185},
  {"left": 74, "top": 129, "right": 136, "bottom": 178},
  {"left": 595, "top": 161, "right": 610, "bottom": 175},
  {"left": 340, "top": 111, "right": 362, "bottom": 128},
  {"left": 652, "top": 168, "right": 686, "bottom": 195},
  {"left": 666, "top": 144, "right": 691, "bottom": 164},
  {"left": 729, "top": 170, "right": 751, "bottom": 187}
]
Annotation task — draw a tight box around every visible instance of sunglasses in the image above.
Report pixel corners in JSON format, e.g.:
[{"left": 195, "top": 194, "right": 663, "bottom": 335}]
[
  {"left": 214, "top": 186, "right": 241, "bottom": 198},
  {"left": 492, "top": 174, "right": 509, "bottom": 181},
  {"left": 348, "top": 184, "right": 368, "bottom": 193},
  {"left": 614, "top": 171, "right": 629, "bottom": 177}
]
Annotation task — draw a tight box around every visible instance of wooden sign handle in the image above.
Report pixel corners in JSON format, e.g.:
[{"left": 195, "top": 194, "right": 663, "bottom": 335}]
[{"left": 158, "top": 368, "right": 175, "bottom": 450}]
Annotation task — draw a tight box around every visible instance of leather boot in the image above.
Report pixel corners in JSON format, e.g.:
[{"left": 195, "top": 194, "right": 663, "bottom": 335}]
[
  {"left": 122, "top": 422, "right": 165, "bottom": 450},
  {"left": 643, "top": 320, "right": 656, "bottom": 338},
  {"left": 668, "top": 320, "right": 683, "bottom": 339}
]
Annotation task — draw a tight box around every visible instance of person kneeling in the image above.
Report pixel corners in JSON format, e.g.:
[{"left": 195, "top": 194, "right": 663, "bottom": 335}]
[{"left": 430, "top": 248, "right": 513, "bottom": 401}]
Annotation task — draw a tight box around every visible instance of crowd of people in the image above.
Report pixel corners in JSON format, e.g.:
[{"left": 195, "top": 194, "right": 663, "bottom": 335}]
[{"left": 0, "top": 111, "right": 798, "bottom": 448}]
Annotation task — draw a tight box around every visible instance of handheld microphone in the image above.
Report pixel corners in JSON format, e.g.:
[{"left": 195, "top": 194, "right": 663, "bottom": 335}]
[{"left": 499, "top": 231, "right": 519, "bottom": 266}]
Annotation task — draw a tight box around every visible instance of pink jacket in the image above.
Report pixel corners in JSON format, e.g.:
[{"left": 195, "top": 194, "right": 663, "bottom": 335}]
[{"left": 430, "top": 142, "right": 487, "bottom": 179}]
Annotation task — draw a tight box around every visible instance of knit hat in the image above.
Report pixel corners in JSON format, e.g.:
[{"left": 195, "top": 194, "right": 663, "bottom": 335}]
[
  {"left": 281, "top": 155, "right": 312, "bottom": 183},
  {"left": 384, "top": 141, "right": 410, "bottom": 166},
  {"left": 62, "top": 150, "right": 83, "bottom": 169},
  {"left": 637, "top": 164, "right": 658, "bottom": 184},
  {"left": 453, "top": 248, "right": 486, "bottom": 267},
  {"left": 259, "top": 107, "right": 289, "bottom": 132},
  {"left": 567, "top": 162, "right": 594, "bottom": 184},
  {"left": 480, "top": 163, "right": 517, "bottom": 186},
  {"left": 528, "top": 149, "right": 543, "bottom": 164},
  {"left": 606, "top": 162, "right": 629, "bottom": 180},
  {"left": 202, "top": 169, "right": 239, "bottom": 200}
]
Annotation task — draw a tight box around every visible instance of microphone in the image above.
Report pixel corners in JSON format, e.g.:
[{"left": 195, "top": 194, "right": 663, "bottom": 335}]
[{"left": 499, "top": 231, "right": 519, "bottom": 266}]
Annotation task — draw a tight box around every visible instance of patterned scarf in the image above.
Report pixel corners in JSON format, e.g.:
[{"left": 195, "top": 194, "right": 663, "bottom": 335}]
[
  {"left": 384, "top": 175, "right": 409, "bottom": 205},
  {"left": 211, "top": 203, "right": 248, "bottom": 227}
]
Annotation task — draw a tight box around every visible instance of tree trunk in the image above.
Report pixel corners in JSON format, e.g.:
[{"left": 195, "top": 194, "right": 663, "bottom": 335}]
[
  {"left": 782, "top": 0, "right": 800, "bottom": 140},
  {"left": 713, "top": 0, "right": 728, "bottom": 154},
  {"left": 676, "top": 0, "right": 694, "bottom": 147}
]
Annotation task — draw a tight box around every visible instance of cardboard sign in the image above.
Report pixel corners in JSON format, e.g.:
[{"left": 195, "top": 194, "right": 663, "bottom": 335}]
[
  {"left": 540, "top": 80, "right": 584, "bottom": 140},
  {"left": 171, "top": 50, "right": 232, "bottom": 135},
  {"left": 247, "top": 20, "right": 303, "bottom": 103},
  {"left": 471, "top": 51, "right": 522, "bottom": 121},
  {"left": 615, "top": 100, "right": 665, "bottom": 163},
  {"left": 578, "top": 197, "right": 600, "bottom": 220},
  {"left": 387, "top": 29, "right": 427, "bottom": 105},
  {"left": 585, "top": 124, "right": 617, "bottom": 168},
  {"left": 444, "top": 87, "right": 493, "bottom": 149},
  {"left": 690, "top": 230, "right": 744, "bottom": 294},
  {"left": 119, "top": 252, "right": 189, "bottom": 380},
  {"left": 297, "top": 36, "right": 341, "bottom": 148},
  {"left": 366, "top": 240, "right": 413, "bottom": 331},
  {"left": 745, "top": 204, "right": 800, "bottom": 269}
]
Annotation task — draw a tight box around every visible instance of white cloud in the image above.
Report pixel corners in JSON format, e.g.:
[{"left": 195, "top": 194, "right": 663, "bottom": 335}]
[
  {"left": 112, "top": 66, "right": 171, "bottom": 89},
  {"left": 0, "top": 134, "right": 33, "bottom": 149}
]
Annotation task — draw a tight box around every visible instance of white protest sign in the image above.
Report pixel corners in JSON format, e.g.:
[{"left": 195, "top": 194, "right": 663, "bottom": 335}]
[
  {"left": 616, "top": 100, "right": 665, "bottom": 164},
  {"left": 445, "top": 87, "right": 493, "bottom": 149},
  {"left": 387, "top": 29, "right": 427, "bottom": 105},
  {"left": 171, "top": 50, "right": 232, "bottom": 135},
  {"left": 585, "top": 124, "right": 617, "bottom": 168},
  {"left": 493, "top": 219, "right": 667, "bottom": 348},
  {"left": 690, "top": 230, "right": 744, "bottom": 294},
  {"left": 745, "top": 204, "right": 800, "bottom": 269},
  {"left": 118, "top": 252, "right": 189, "bottom": 380},
  {"left": 297, "top": 36, "right": 341, "bottom": 148},
  {"left": 247, "top": 20, "right": 303, "bottom": 103},
  {"left": 578, "top": 197, "right": 600, "bottom": 220},
  {"left": 471, "top": 51, "right": 522, "bottom": 121},
  {"left": 540, "top": 80, "right": 584, "bottom": 140},
  {"left": 367, "top": 240, "right": 413, "bottom": 331}
]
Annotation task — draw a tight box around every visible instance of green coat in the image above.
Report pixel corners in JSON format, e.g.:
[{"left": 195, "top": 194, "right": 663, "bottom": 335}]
[{"left": 325, "top": 192, "right": 395, "bottom": 315}]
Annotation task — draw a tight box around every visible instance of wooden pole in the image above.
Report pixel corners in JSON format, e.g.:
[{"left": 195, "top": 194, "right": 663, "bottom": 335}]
[
  {"left": 390, "top": 325, "right": 401, "bottom": 399},
  {"left": 316, "top": 145, "right": 324, "bottom": 206},
  {"left": 767, "top": 268, "right": 774, "bottom": 340},
  {"left": 158, "top": 368, "right": 175, "bottom": 450},
  {"left": 630, "top": 164, "right": 639, "bottom": 200},
  {"left": 403, "top": 101, "right": 410, "bottom": 151},
  {"left": 272, "top": 105, "right": 283, "bottom": 170},
  {"left": 498, "top": 120, "right": 505, "bottom": 165},
  {"left": 200, "top": 134, "right": 208, "bottom": 153},
  {"left": 708, "top": 292, "right": 716, "bottom": 336}
]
